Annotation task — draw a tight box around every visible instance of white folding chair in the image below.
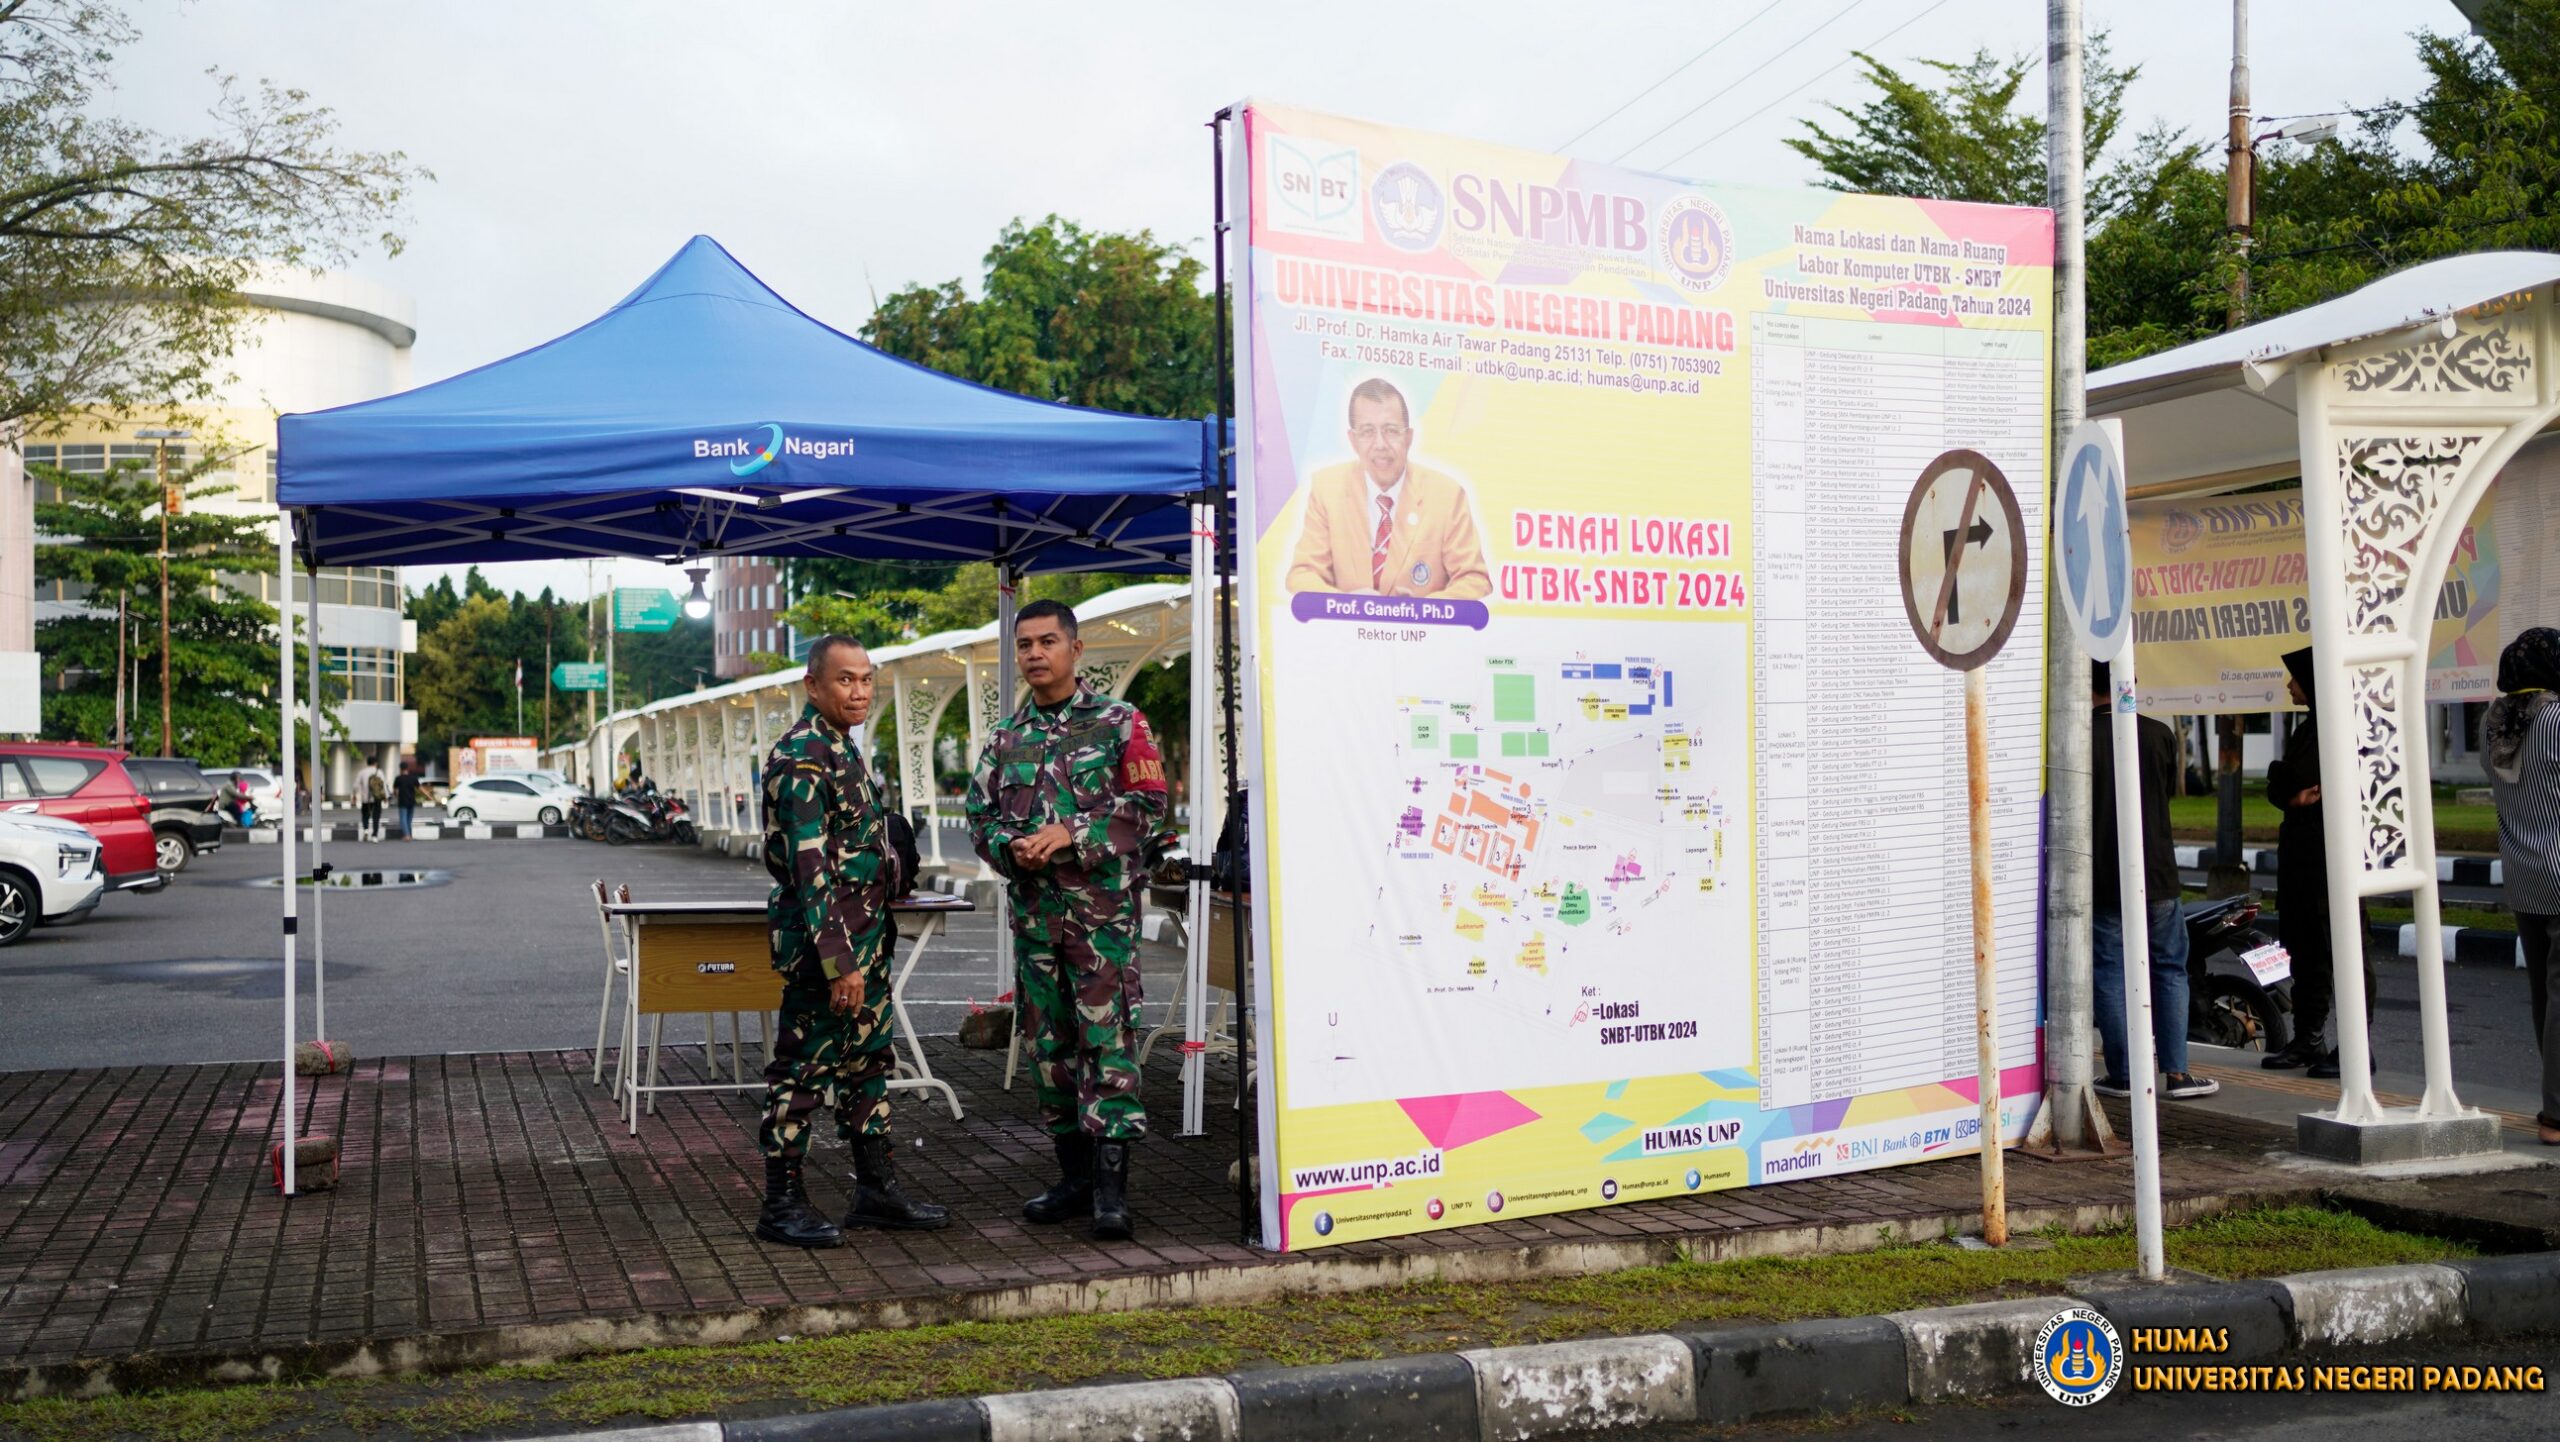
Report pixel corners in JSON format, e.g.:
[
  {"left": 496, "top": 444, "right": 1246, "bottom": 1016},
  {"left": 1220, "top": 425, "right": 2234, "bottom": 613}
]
[{"left": 591, "top": 880, "right": 632, "bottom": 1088}]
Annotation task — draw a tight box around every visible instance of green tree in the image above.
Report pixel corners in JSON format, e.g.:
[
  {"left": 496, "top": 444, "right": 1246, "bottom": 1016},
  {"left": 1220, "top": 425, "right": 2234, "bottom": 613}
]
[
  {"left": 0, "top": 1, "right": 423, "bottom": 431},
  {"left": 863, "top": 214, "right": 1219, "bottom": 418},
  {"left": 32, "top": 454, "right": 326, "bottom": 763}
]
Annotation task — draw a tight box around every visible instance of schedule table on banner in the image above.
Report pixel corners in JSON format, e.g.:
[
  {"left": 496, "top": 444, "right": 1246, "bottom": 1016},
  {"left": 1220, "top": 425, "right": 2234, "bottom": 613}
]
[{"left": 1748, "top": 314, "right": 2047, "bottom": 1112}]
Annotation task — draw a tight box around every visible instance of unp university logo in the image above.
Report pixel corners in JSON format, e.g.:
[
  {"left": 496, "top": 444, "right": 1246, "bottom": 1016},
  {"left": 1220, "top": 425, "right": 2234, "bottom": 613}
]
[{"left": 2034, "top": 1307, "right": 2123, "bottom": 1406}]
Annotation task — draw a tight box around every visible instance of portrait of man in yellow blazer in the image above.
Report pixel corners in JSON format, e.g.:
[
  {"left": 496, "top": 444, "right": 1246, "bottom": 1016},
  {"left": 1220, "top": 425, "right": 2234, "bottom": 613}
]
[{"left": 1285, "top": 378, "right": 1491, "bottom": 600}]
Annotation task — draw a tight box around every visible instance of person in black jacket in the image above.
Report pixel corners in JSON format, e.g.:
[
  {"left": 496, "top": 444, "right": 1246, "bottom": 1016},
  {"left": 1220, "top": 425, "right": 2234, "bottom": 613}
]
[
  {"left": 2091, "top": 663, "right": 2218, "bottom": 1100},
  {"left": 2263, "top": 646, "right": 2373, "bottom": 1076}
]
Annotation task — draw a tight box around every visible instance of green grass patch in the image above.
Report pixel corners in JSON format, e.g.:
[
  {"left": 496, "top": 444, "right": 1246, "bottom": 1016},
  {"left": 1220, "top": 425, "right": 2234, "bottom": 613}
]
[
  {"left": 0, "top": 1207, "right": 2468, "bottom": 1442},
  {"left": 2167, "top": 784, "right": 2501, "bottom": 852}
]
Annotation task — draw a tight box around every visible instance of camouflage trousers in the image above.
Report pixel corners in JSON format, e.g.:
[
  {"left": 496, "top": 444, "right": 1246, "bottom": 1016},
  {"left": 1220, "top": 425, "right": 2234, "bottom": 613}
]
[
  {"left": 1015, "top": 916, "right": 1147, "bottom": 1140},
  {"left": 756, "top": 960, "right": 894, "bottom": 1160}
]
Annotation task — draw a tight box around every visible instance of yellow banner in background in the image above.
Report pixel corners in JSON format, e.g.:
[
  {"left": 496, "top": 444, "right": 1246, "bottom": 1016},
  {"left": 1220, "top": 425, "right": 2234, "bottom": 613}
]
[{"left": 2126, "top": 487, "right": 2499, "bottom": 712}]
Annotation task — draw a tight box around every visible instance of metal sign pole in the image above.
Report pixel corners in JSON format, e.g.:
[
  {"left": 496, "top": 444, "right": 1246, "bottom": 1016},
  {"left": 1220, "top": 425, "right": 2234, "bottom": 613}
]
[
  {"left": 2057, "top": 416, "right": 2162, "bottom": 1279},
  {"left": 1964, "top": 663, "right": 2007, "bottom": 1246},
  {"left": 2106, "top": 652, "right": 2165, "bottom": 1279},
  {"left": 276, "top": 514, "right": 299, "bottom": 1197}
]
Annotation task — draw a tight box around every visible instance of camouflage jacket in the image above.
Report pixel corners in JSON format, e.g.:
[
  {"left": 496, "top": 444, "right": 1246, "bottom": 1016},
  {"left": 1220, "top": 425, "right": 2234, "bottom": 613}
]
[
  {"left": 965, "top": 682, "right": 1168, "bottom": 926},
  {"left": 763, "top": 703, "right": 893, "bottom": 981}
]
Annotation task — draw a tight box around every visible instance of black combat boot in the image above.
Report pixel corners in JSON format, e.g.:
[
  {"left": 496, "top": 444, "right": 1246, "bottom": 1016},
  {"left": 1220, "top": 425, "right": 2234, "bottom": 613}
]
[
  {"left": 1023, "top": 1132, "right": 1094, "bottom": 1224},
  {"left": 1091, "top": 1138, "right": 1134, "bottom": 1242},
  {"left": 845, "top": 1135, "right": 951, "bottom": 1231},
  {"left": 754, "top": 1155, "right": 844, "bottom": 1249}
]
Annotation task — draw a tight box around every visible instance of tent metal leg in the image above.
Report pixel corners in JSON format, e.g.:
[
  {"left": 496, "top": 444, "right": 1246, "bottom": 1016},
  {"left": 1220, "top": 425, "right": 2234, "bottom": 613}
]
[{"left": 277, "top": 514, "right": 300, "bottom": 1197}]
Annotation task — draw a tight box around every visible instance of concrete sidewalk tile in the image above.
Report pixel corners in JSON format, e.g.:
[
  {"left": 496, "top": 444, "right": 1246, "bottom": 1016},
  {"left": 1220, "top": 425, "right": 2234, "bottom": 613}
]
[
  {"left": 980, "top": 1377, "right": 1238, "bottom": 1442},
  {"left": 2279, "top": 1263, "right": 2468, "bottom": 1347},
  {"left": 2443, "top": 1254, "right": 2560, "bottom": 1338},
  {"left": 1460, "top": 1336, "right": 1696, "bottom": 1441},
  {"left": 724, "top": 1397, "right": 988, "bottom": 1442},
  {"left": 1678, "top": 1315, "right": 1908, "bottom": 1424},
  {"left": 1227, "top": 1353, "right": 1478, "bottom": 1441},
  {"left": 2070, "top": 1278, "right": 2294, "bottom": 1362},
  {"left": 1886, "top": 1295, "right": 2081, "bottom": 1401}
]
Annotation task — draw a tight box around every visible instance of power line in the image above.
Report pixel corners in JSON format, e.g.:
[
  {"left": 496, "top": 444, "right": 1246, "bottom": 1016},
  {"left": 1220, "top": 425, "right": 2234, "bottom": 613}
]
[
  {"left": 2256, "top": 80, "right": 2560, "bottom": 129},
  {"left": 1654, "top": 0, "right": 1958, "bottom": 172},
  {"left": 1609, "top": 0, "right": 1873, "bottom": 165},
  {"left": 1557, "top": 0, "right": 1789, "bottom": 152}
]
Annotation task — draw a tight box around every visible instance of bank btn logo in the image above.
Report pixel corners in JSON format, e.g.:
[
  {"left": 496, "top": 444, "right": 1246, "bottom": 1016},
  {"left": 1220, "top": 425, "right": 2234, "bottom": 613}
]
[
  {"left": 1268, "top": 138, "right": 1361, "bottom": 242},
  {"left": 2034, "top": 1307, "right": 2123, "bottom": 1406},
  {"left": 1370, "top": 160, "right": 1444, "bottom": 251},
  {"left": 1658, "top": 194, "right": 1734, "bottom": 293}
]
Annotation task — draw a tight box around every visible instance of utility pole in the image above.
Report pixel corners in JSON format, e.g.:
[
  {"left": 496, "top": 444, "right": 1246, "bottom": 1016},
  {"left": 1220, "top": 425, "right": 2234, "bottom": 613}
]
[
  {"left": 138, "top": 428, "right": 190, "bottom": 756},
  {"left": 113, "top": 590, "right": 126, "bottom": 746},
  {"left": 2035, "top": 0, "right": 2110, "bottom": 1155},
  {"left": 2211, "top": 0, "right": 2252, "bottom": 882},
  {"left": 544, "top": 613, "right": 554, "bottom": 746}
]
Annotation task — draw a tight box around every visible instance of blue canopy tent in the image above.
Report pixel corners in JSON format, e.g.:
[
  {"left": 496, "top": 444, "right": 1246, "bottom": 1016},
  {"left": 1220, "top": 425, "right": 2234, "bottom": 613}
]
[
  {"left": 263, "top": 236, "right": 1233, "bottom": 1193},
  {"left": 280, "top": 235, "right": 1213, "bottom": 573}
]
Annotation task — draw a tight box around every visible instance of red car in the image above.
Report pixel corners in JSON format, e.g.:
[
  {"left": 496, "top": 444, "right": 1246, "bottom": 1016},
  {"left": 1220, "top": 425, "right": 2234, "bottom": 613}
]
[{"left": 0, "top": 743, "right": 165, "bottom": 895}]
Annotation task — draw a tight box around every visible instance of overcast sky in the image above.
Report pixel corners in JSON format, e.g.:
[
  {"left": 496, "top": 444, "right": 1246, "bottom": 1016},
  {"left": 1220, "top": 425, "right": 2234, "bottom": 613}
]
[{"left": 117, "top": 0, "right": 2462, "bottom": 601}]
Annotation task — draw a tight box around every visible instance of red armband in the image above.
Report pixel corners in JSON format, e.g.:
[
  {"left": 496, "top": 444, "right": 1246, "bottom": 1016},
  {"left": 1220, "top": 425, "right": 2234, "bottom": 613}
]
[{"left": 1120, "top": 713, "right": 1169, "bottom": 794}]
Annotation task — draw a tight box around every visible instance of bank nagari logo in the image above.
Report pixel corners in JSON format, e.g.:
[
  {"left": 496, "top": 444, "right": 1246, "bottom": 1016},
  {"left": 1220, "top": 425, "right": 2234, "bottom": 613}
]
[
  {"left": 1658, "top": 195, "right": 1734, "bottom": 292},
  {"left": 1268, "top": 139, "right": 1361, "bottom": 243},
  {"left": 731, "top": 422, "right": 782, "bottom": 477},
  {"left": 2162, "top": 508, "right": 2202, "bottom": 555},
  {"left": 1370, "top": 160, "right": 1444, "bottom": 251},
  {"left": 2034, "top": 1307, "right": 2123, "bottom": 1407}
]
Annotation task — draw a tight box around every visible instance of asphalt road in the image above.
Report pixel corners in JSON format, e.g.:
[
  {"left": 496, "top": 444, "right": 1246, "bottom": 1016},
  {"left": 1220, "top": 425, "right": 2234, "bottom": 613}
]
[
  {"left": 0, "top": 830, "right": 1174, "bottom": 1072},
  {"left": 0, "top": 828, "right": 2544, "bottom": 1102},
  {"left": 1566, "top": 1337, "right": 2560, "bottom": 1440}
]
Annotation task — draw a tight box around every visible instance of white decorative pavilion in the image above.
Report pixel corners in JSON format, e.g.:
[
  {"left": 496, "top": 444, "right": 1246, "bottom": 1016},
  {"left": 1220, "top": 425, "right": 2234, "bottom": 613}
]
[{"left": 2091, "top": 251, "right": 2559, "bottom": 1159}]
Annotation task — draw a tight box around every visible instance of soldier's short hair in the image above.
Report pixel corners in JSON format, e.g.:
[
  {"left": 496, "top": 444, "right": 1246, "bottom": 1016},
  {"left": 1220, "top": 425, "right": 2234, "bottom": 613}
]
[
  {"left": 1347, "top": 377, "right": 1409, "bottom": 427},
  {"left": 805, "top": 634, "right": 865, "bottom": 675},
  {"left": 1015, "top": 598, "right": 1079, "bottom": 641}
]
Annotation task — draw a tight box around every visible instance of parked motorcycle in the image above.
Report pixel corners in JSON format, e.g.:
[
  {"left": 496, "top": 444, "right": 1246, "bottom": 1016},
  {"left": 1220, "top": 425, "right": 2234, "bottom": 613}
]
[
  {"left": 603, "top": 785, "right": 697, "bottom": 846},
  {"left": 568, "top": 794, "right": 611, "bottom": 842},
  {"left": 2185, "top": 894, "right": 2293, "bottom": 1055}
]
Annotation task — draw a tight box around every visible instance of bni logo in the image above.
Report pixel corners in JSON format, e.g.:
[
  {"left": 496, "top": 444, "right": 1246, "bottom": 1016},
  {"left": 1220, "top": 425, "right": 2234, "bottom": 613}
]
[{"left": 1268, "top": 138, "right": 1361, "bottom": 242}]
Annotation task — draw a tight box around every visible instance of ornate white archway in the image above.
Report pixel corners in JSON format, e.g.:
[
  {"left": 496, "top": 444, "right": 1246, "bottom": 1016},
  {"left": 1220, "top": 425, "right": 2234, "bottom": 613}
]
[{"left": 2091, "top": 253, "right": 2560, "bottom": 1159}]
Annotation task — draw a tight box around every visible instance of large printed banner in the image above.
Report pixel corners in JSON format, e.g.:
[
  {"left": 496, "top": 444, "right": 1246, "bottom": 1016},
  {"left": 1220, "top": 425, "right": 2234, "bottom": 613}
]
[
  {"left": 1233, "top": 102, "right": 2054, "bottom": 1251},
  {"left": 2126, "top": 487, "right": 2502, "bottom": 712}
]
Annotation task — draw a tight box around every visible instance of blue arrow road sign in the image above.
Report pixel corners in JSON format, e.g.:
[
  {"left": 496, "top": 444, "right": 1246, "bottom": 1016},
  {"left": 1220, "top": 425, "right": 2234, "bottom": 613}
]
[{"left": 2057, "top": 420, "right": 2132, "bottom": 661}]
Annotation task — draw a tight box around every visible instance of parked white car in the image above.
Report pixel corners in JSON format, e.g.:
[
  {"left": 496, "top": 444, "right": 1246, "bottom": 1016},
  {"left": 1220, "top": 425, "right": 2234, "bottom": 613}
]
[
  {"left": 480, "top": 767, "right": 583, "bottom": 800},
  {"left": 0, "top": 810, "right": 106, "bottom": 947},
  {"left": 443, "top": 775, "right": 570, "bottom": 826}
]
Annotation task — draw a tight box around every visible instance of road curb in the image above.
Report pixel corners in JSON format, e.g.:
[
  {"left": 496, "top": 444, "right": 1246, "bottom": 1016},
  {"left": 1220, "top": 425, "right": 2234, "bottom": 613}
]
[{"left": 486, "top": 1253, "right": 2560, "bottom": 1442}]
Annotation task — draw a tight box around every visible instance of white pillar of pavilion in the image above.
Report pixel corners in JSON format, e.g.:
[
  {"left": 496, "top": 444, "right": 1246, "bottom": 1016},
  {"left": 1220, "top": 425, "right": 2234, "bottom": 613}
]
[{"left": 2286, "top": 288, "right": 2548, "bottom": 1163}]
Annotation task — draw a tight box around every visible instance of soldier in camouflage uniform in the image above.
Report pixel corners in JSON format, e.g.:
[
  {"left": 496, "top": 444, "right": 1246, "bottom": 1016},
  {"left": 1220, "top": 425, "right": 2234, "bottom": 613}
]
[
  {"left": 754, "top": 635, "right": 949, "bottom": 1248},
  {"left": 967, "top": 599, "right": 1168, "bottom": 1241}
]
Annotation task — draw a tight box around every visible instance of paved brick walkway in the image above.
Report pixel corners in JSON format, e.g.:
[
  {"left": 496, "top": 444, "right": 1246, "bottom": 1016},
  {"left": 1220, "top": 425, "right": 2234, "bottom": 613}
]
[{"left": 0, "top": 1044, "right": 2308, "bottom": 1382}]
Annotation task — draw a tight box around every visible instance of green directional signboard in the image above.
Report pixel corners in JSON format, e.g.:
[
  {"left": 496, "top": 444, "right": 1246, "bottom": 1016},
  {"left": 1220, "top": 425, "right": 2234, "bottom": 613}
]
[
  {"left": 612, "top": 587, "right": 680, "bottom": 633},
  {"left": 552, "top": 661, "right": 608, "bottom": 691}
]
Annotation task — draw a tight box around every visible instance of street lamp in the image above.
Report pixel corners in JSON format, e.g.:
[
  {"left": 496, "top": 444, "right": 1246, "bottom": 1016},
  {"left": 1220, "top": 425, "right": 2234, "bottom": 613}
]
[
  {"left": 681, "top": 566, "right": 713, "bottom": 621},
  {"left": 135, "top": 427, "right": 190, "bottom": 757}
]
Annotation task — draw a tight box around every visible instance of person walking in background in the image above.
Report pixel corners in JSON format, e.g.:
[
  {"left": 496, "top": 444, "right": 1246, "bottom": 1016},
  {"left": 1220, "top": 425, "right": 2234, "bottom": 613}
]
[
  {"left": 2483, "top": 627, "right": 2560, "bottom": 1145},
  {"left": 2090, "top": 663, "right": 2218, "bottom": 1101},
  {"left": 2262, "top": 646, "right": 2374, "bottom": 1078},
  {"left": 393, "top": 761, "right": 420, "bottom": 841},
  {"left": 354, "top": 758, "right": 386, "bottom": 844}
]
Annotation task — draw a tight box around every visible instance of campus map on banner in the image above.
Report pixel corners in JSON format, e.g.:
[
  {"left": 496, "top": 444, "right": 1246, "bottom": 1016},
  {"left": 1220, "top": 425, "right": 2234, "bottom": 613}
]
[
  {"left": 2125, "top": 484, "right": 2504, "bottom": 713},
  {"left": 1230, "top": 101, "right": 2054, "bottom": 1251}
]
